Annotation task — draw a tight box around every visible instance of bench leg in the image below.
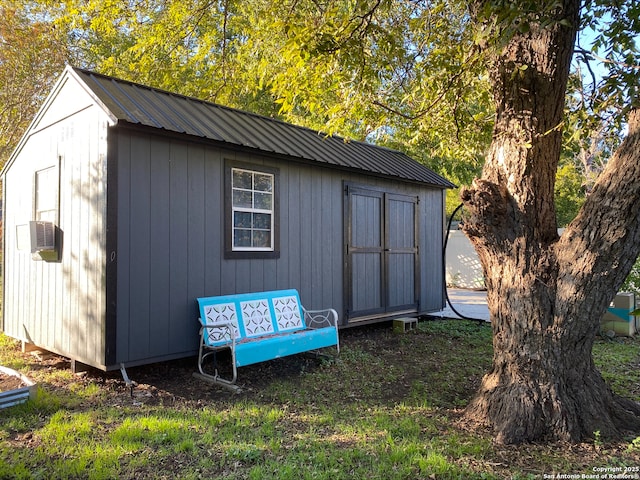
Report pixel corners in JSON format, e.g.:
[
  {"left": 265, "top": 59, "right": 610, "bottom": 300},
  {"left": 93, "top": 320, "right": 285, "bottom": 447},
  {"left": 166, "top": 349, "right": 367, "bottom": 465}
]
[
  {"left": 194, "top": 343, "right": 241, "bottom": 393},
  {"left": 192, "top": 372, "right": 242, "bottom": 394}
]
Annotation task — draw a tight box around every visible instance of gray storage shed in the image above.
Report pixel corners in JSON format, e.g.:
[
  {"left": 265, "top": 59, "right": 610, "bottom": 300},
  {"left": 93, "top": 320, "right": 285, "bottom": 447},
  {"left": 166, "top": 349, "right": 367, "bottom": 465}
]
[{"left": 1, "top": 66, "right": 454, "bottom": 371}]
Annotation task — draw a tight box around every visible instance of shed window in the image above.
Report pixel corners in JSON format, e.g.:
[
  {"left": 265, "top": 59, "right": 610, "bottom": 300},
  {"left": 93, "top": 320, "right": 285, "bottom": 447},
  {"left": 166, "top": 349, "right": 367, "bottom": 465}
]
[
  {"left": 232, "top": 168, "right": 273, "bottom": 250},
  {"left": 225, "top": 162, "right": 280, "bottom": 259},
  {"left": 35, "top": 165, "right": 58, "bottom": 223}
]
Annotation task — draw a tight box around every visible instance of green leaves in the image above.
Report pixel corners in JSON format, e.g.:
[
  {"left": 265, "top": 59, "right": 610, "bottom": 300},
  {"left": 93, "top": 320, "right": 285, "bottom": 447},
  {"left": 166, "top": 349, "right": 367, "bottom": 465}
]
[
  {"left": 247, "top": 0, "right": 492, "bottom": 176},
  {"left": 0, "top": 1, "right": 73, "bottom": 166},
  {"left": 4, "top": 0, "right": 639, "bottom": 213},
  {"left": 2, "top": 0, "right": 494, "bottom": 186},
  {"left": 579, "top": 0, "right": 640, "bottom": 112}
]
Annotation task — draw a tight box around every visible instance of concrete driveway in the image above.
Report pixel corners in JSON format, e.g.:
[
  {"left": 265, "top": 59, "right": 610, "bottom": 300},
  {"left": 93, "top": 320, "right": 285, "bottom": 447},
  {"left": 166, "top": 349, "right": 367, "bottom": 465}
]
[{"left": 434, "top": 288, "right": 490, "bottom": 322}]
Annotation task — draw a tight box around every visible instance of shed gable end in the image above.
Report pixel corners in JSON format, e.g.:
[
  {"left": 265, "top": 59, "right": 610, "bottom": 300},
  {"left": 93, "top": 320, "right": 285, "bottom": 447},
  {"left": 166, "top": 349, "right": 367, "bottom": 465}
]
[{"left": 31, "top": 76, "right": 96, "bottom": 133}]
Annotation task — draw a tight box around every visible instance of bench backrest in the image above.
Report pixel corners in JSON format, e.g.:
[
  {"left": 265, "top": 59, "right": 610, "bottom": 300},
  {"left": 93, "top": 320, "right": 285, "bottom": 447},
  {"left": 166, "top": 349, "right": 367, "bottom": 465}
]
[{"left": 197, "top": 289, "right": 307, "bottom": 347}]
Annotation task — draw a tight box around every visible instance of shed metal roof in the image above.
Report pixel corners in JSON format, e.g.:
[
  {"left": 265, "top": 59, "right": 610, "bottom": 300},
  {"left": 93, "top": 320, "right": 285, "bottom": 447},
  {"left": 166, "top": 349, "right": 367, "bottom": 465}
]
[{"left": 72, "top": 67, "right": 455, "bottom": 188}]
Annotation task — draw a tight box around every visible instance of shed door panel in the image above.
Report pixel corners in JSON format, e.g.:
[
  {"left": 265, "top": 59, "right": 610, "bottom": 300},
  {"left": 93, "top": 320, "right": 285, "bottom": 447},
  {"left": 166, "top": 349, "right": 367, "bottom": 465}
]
[
  {"left": 386, "top": 194, "right": 418, "bottom": 310},
  {"left": 352, "top": 253, "right": 382, "bottom": 312},
  {"left": 349, "top": 189, "right": 384, "bottom": 315},
  {"left": 346, "top": 186, "right": 419, "bottom": 321}
]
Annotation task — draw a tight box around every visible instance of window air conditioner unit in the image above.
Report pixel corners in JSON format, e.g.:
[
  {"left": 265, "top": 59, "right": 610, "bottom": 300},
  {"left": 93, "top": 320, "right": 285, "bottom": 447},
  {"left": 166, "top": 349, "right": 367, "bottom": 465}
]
[{"left": 29, "top": 221, "right": 56, "bottom": 253}]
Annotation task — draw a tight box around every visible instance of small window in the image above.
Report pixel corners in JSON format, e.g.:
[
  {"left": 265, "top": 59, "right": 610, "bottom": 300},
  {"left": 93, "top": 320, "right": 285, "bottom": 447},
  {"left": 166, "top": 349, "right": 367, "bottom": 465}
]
[
  {"left": 35, "top": 165, "right": 58, "bottom": 223},
  {"left": 225, "top": 162, "right": 279, "bottom": 259},
  {"left": 232, "top": 168, "right": 273, "bottom": 250}
]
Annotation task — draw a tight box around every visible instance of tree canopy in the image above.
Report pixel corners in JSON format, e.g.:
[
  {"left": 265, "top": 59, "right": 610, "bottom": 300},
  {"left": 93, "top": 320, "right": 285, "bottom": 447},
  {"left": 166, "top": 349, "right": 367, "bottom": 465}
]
[
  {"left": 2, "top": 0, "right": 638, "bottom": 220},
  {"left": 3, "top": 0, "right": 493, "bottom": 192},
  {"left": 0, "top": 3, "right": 74, "bottom": 163}
]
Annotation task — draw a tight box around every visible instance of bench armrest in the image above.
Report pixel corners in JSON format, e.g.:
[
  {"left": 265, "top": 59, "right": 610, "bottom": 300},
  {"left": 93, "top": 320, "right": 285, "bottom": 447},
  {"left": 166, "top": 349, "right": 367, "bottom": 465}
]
[
  {"left": 199, "top": 319, "right": 236, "bottom": 348},
  {"left": 302, "top": 307, "right": 339, "bottom": 329}
]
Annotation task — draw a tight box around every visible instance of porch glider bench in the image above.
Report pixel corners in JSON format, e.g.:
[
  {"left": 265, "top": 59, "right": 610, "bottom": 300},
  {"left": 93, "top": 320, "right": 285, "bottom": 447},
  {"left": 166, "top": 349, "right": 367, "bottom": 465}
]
[{"left": 193, "top": 289, "right": 340, "bottom": 392}]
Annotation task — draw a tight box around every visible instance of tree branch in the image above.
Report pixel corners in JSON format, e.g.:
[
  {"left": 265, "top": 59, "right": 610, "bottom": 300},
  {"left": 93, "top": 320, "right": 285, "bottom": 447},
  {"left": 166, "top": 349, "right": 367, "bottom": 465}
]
[
  {"left": 372, "top": 53, "right": 479, "bottom": 120},
  {"left": 575, "top": 46, "right": 640, "bottom": 71}
]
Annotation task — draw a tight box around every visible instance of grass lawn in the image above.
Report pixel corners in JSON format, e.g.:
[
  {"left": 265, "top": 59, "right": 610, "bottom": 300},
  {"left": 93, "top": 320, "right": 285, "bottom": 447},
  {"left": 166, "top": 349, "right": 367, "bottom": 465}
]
[{"left": 0, "top": 319, "right": 639, "bottom": 479}]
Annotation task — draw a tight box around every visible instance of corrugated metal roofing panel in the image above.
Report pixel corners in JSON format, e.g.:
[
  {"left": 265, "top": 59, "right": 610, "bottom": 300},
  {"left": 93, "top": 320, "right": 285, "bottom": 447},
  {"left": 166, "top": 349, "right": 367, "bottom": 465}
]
[
  {"left": 151, "top": 91, "right": 209, "bottom": 137},
  {"left": 190, "top": 101, "right": 240, "bottom": 143},
  {"left": 127, "top": 85, "right": 189, "bottom": 133},
  {"left": 72, "top": 67, "right": 455, "bottom": 188},
  {"left": 211, "top": 107, "right": 276, "bottom": 151}
]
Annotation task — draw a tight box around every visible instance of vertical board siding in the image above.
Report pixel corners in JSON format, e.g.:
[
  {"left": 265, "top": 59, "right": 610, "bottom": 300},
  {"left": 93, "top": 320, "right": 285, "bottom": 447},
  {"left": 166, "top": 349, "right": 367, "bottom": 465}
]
[
  {"left": 310, "top": 171, "right": 323, "bottom": 303},
  {"left": 148, "top": 140, "right": 171, "bottom": 357},
  {"left": 320, "top": 173, "right": 337, "bottom": 306},
  {"left": 203, "top": 148, "right": 223, "bottom": 294},
  {"left": 116, "top": 132, "right": 132, "bottom": 361},
  {"left": 117, "top": 135, "right": 203, "bottom": 363},
  {"left": 3, "top": 104, "right": 108, "bottom": 367},
  {"left": 128, "top": 134, "right": 152, "bottom": 358},
  {"left": 275, "top": 165, "right": 290, "bottom": 289},
  {"left": 168, "top": 142, "right": 189, "bottom": 310},
  {"left": 285, "top": 166, "right": 301, "bottom": 291},
  {"left": 418, "top": 188, "right": 446, "bottom": 311},
  {"left": 6, "top": 121, "right": 445, "bottom": 370},
  {"left": 3, "top": 69, "right": 450, "bottom": 370},
  {"left": 184, "top": 145, "right": 206, "bottom": 349},
  {"left": 298, "top": 166, "right": 313, "bottom": 298},
  {"left": 116, "top": 130, "right": 351, "bottom": 365},
  {"left": 167, "top": 141, "right": 190, "bottom": 353}
]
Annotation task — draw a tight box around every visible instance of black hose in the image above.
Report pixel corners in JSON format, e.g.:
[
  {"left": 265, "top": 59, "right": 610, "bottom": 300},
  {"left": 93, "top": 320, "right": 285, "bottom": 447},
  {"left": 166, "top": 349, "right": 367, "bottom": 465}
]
[{"left": 442, "top": 204, "right": 487, "bottom": 324}]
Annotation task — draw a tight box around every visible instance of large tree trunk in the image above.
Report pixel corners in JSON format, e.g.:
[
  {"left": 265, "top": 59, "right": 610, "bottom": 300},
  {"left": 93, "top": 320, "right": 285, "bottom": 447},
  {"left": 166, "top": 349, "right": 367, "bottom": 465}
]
[{"left": 461, "top": 0, "right": 640, "bottom": 444}]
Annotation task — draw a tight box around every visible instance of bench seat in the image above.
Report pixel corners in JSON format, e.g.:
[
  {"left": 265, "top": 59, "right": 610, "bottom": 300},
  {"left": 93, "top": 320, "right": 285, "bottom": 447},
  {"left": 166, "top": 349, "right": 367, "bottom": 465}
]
[
  {"left": 194, "top": 289, "right": 339, "bottom": 391},
  {"left": 233, "top": 328, "right": 340, "bottom": 367}
]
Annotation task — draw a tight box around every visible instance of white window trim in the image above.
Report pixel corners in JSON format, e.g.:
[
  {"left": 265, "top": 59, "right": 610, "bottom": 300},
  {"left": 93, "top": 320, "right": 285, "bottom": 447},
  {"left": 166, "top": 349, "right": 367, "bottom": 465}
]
[
  {"left": 34, "top": 164, "right": 59, "bottom": 223},
  {"left": 231, "top": 167, "right": 275, "bottom": 252}
]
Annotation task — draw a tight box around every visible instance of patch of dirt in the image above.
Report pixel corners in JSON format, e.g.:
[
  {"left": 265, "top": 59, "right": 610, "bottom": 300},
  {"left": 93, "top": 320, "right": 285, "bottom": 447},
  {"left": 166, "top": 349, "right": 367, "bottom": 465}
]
[{"left": 18, "top": 323, "right": 432, "bottom": 408}]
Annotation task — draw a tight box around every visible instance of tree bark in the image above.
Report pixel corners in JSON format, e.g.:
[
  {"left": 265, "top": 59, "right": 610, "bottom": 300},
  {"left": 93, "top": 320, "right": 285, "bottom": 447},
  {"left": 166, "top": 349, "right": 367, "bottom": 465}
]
[{"left": 461, "top": 0, "right": 640, "bottom": 444}]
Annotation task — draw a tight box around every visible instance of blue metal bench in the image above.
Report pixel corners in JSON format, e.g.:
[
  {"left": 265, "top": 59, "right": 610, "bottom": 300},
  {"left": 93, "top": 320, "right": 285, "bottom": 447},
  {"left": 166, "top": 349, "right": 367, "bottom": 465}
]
[{"left": 193, "top": 289, "right": 340, "bottom": 392}]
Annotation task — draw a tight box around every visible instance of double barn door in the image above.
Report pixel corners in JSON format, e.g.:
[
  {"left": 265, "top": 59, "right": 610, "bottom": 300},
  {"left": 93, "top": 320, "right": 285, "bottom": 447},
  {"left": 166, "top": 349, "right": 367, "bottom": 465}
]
[{"left": 345, "top": 184, "right": 419, "bottom": 322}]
